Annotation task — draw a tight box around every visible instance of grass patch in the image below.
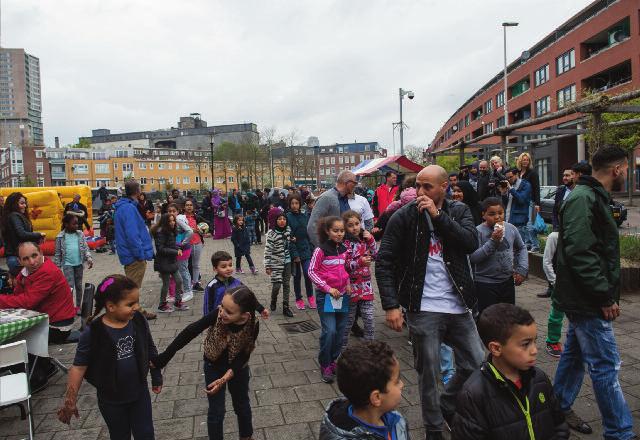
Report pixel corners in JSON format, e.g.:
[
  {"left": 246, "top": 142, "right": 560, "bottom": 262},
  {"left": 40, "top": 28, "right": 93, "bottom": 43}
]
[{"left": 620, "top": 235, "right": 640, "bottom": 262}]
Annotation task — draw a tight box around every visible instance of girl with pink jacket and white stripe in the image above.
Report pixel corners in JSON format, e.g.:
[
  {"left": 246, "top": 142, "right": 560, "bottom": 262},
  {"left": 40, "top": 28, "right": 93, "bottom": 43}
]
[{"left": 308, "top": 216, "right": 351, "bottom": 384}]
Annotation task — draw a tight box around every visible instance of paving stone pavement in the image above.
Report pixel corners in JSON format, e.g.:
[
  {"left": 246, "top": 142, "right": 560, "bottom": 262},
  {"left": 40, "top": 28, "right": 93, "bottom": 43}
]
[{"left": 2, "top": 238, "right": 640, "bottom": 439}]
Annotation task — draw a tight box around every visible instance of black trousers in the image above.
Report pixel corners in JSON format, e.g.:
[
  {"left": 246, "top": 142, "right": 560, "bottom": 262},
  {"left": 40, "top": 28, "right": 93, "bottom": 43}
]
[
  {"left": 99, "top": 387, "right": 154, "bottom": 440},
  {"left": 475, "top": 278, "right": 515, "bottom": 316}
]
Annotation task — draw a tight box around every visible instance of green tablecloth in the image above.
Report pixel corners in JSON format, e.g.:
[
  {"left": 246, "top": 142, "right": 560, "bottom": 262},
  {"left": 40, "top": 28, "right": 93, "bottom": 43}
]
[{"left": 0, "top": 309, "right": 48, "bottom": 344}]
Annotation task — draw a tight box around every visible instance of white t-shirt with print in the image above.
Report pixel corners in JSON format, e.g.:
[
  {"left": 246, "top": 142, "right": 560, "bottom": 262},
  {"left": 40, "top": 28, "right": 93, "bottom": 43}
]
[{"left": 420, "top": 232, "right": 467, "bottom": 314}]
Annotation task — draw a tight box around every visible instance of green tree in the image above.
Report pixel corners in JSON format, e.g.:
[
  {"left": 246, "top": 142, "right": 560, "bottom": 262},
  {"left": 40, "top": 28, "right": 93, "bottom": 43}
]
[
  {"left": 585, "top": 94, "right": 640, "bottom": 205},
  {"left": 22, "top": 176, "right": 35, "bottom": 187},
  {"left": 68, "top": 138, "right": 91, "bottom": 149}
]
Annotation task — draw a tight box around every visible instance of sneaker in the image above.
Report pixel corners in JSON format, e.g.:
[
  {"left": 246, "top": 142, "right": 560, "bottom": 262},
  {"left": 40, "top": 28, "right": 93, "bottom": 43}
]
[
  {"left": 75, "top": 306, "right": 81, "bottom": 316},
  {"left": 329, "top": 361, "right": 337, "bottom": 378},
  {"left": 182, "top": 291, "right": 194, "bottom": 302},
  {"left": 546, "top": 342, "right": 563, "bottom": 358},
  {"left": 270, "top": 300, "right": 277, "bottom": 311},
  {"left": 283, "top": 306, "right": 294, "bottom": 317},
  {"left": 442, "top": 373, "right": 454, "bottom": 385},
  {"left": 192, "top": 282, "right": 204, "bottom": 291},
  {"left": 295, "top": 299, "right": 306, "bottom": 310},
  {"left": 250, "top": 267, "right": 258, "bottom": 275},
  {"left": 173, "top": 301, "right": 189, "bottom": 311},
  {"left": 157, "top": 303, "right": 174, "bottom": 313},
  {"left": 308, "top": 296, "right": 317, "bottom": 309},
  {"left": 564, "top": 409, "right": 593, "bottom": 434},
  {"left": 236, "top": 269, "right": 245, "bottom": 274},
  {"left": 320, "top": 365, "right": 334, "bottom": 383}
]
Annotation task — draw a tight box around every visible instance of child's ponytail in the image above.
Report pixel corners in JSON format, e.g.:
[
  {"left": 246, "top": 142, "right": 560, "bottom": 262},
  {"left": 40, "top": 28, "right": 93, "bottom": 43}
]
[{"left": 87, "top": 274, "right": 139, "bottom": 323}]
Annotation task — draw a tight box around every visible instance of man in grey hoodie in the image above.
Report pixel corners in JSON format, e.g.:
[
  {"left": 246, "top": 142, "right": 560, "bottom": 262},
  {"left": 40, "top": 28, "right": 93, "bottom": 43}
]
[{"left": 469, "top": 197, "right": 528, "bottom": 315}]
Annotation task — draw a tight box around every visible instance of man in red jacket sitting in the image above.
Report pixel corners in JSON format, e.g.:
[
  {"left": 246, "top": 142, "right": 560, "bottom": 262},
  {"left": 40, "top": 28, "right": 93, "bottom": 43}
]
[{"left": 0, "top": 241, "right": 75, "bottom": 343}]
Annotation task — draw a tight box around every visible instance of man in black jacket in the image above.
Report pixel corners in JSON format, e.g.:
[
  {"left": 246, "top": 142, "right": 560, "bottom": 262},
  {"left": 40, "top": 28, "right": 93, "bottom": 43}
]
[
  {"left": 376, "top": 165, "right": 485, "bottom": 439},
  {"left": 552, "top": 168, "right": 574, "bottom": 231}
]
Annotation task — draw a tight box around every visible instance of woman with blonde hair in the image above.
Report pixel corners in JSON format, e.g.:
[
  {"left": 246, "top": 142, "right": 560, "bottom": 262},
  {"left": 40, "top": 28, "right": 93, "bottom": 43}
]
[{"left": 517, "top": 152, "right": 541, "bottom": 252}]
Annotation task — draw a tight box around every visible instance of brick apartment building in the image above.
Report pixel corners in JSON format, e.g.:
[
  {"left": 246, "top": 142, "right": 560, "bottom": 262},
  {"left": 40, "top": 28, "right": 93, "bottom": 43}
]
[{"left": 429, "top": 0, "right": 640, "bottom": 187}]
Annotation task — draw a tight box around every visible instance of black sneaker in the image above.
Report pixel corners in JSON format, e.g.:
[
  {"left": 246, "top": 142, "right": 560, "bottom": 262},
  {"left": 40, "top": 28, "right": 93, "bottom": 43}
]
[
  {"left": 564, "top": 409, "right": 593, "bottom": 434},
  {"left": 546, "top": 342, "right": 563, "bottom": 358},
  {"left": 270, "top": 300, "right": 277, "bottom": 311},
  {"left": 192, "top": 283, "right": 204, "bottom": 291},
  {"left": 283, "top": 306, "right": 294, "bottom": 317}
]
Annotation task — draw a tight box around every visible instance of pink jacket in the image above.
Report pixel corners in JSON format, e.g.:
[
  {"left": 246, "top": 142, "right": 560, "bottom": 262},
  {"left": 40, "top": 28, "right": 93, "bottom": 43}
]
[
  {"left": 344, "top": 233, "right": 377, "bottom": 302},
  {"left": 308, "top": 241, "right": 350, "bottom": 295}
]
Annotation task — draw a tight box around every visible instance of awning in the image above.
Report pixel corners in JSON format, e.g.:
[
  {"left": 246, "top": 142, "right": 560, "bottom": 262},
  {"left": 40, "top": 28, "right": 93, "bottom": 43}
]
[{"left": 352, "top": 155, "right": 424, "bottom": 176}]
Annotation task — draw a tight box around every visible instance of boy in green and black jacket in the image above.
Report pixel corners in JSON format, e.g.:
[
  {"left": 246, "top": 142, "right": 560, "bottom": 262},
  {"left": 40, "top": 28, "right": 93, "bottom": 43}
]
[{"left": 452, "top": 303, "right": 569, "bottom": 440}]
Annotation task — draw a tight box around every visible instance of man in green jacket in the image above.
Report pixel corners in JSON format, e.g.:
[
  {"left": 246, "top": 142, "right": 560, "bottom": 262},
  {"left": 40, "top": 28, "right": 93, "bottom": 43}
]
[{"left": 553, "top": 145, "right": 635, "bottom": 439}]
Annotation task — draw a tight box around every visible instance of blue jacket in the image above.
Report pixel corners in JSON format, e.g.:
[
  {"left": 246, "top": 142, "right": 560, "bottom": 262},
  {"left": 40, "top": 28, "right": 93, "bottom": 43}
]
[
  {"left": 203, "top": 276, "right": 244, "bottom": 315},
  {"left": 286, "top": 211, "right": 313, "bottom": 261},
  {"left": 114, "top": 197, "right": 154, "bottom": 266},
  {"left": 503, "top": 179, "right": 532, "bottom": 226},
  {"left": 231, "top": 226, "right": 251, "bottom": 257}
]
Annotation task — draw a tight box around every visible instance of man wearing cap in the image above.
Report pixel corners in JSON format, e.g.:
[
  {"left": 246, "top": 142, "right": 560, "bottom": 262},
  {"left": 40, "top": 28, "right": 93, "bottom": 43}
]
[{"left": 65, "top": 194, "right": 91, "bottom": 231}]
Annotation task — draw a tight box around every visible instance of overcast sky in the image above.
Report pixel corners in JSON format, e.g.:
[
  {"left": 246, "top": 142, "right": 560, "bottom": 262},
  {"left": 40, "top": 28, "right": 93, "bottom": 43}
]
[{"left": 3, "top": 0, "right": 588, "bottom": 151}]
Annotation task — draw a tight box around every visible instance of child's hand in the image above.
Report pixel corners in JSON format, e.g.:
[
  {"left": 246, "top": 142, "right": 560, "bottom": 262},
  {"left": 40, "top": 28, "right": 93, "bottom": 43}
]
[
  {"left": 362, "top": 230, "right": 372, "bottom": 240},
  {"left": 152, "top": 385, "right": 162, "bottom": 394},
  {"left": 177, "top": 249, "right": 183, "bottom": 256},
  {"left": 57, "top": 401, "right": 79, "bottom": 425},
  {"left": 261, "top": 309, "right": 270, "bottom": 320},
  {"left": 329, "top": 288, "right": 341, "bottom": 298},
  {"left": 266, "top": 268, "right": 272, "bottom": 276},
  {"left": 491, "top": 227, "right": 504, "bottom": 242},
  {"left": 359, "top": 256, "right": 372, "bottom": 267}
]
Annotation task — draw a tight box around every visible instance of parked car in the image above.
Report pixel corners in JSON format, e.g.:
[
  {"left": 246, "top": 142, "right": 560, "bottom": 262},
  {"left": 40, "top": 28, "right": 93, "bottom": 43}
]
[{"left": 539, "top": 184, "right": 627, "bottom": 227}]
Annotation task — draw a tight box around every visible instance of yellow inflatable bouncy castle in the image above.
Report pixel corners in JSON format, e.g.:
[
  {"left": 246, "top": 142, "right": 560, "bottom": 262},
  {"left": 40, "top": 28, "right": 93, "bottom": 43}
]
[{"left": 0, "top": 185, "right": 93, "bottom": 255}]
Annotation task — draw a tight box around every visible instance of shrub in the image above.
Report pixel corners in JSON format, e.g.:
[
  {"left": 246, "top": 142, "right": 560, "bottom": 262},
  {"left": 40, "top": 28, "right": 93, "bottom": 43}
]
[{"left": 620, "top": 235, "right": 640, "bottom": 262}]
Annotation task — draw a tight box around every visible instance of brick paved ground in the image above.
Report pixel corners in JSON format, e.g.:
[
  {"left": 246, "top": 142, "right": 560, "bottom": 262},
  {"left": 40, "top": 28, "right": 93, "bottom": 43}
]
[{"left": 1, "top": 238, "right": 640, "bottom": 439}]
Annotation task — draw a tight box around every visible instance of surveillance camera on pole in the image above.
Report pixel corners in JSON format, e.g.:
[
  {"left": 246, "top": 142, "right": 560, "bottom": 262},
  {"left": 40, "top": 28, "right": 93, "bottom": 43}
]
[{"left": 399, "top": 88, "right": 415, "bottom": 156}]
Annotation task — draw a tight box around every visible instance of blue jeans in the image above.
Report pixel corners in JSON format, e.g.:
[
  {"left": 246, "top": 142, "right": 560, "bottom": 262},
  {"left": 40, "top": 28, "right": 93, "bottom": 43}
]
[
  {"left": 6, "top": 256, "right": 20, "bottom": 273},
  {"left": 203, "top": 360, "right": 253, "bottom": 440},
  {"left": 440, "top": 344, "right": 455, "bottom": 379},
  {"left": 98, "top": 387, "right": 154, "bottom": 440},
  {"left": 178, "top": 259, "right": 192, "bottom": 293},
  {"left": 293, "top": 259, "right": 313, "bottom": 300},
  {"left": 406, "top": 310, "right": 485, "bottom": 432},
  {"left": 316, "top": 291, "right": 350, "bottom": 367},
  {"left": 553, "top": 316, "right": 634, "bottom": 439}
]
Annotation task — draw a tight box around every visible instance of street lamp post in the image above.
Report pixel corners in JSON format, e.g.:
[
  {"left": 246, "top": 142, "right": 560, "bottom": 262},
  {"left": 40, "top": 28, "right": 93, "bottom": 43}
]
[
  {"left": 209, "top": 133, "right": 215, "bottom": 188},
  {"left": 398, "top": 88, "right": 414, "bottom": 157},
  {"left": 502, "top": 22, "right": 519, "bottom": 158}
]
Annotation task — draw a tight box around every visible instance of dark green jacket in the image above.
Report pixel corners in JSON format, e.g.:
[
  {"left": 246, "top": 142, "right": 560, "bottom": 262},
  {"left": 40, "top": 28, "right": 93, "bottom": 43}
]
[{"left": 552, "top": 176, "right": 620, "bottom": 317}]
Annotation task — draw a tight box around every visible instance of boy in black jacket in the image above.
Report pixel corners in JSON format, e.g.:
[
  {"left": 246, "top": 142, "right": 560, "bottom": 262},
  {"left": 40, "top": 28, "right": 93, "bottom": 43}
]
[{"left": 452, "top": 303, "right": 569, "bottom": 440}]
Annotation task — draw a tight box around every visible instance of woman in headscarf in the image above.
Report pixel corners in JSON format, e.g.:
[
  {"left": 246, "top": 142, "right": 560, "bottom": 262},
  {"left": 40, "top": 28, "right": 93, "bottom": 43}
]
[
  {"left": 212, "top": 189, "right": 232, "bottom": 239},
  {"left": 451, "top": 180, "right": 482, "bottom": 226}
]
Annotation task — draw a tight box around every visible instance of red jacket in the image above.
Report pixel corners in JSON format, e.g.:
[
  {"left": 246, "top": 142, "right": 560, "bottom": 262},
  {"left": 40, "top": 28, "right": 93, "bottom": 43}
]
[
  {"left": 374, "top": 184, "right": 399, "bottom": 218},
  {"left": 0, "top": 257, "right": 75, "bottom": 324}
]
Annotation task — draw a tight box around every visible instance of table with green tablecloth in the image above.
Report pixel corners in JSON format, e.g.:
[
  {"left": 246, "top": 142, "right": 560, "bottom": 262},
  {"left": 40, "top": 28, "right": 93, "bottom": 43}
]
[{"left": 0, "top": 309, "right": 49, "bottom": 356}]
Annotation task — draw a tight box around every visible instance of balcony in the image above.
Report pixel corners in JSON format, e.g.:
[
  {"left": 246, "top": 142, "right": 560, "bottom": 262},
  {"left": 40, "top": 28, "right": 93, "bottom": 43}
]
[
  {"left": 51, "top": 171, "right": 66, "bottom": 180},
  {"left": 509, "top": 77, "right": 530, "bottom": 100},
  {"left": 510, "top": 104, "right": 531, "bottom": 124},
  {"left": 581, "top": 17, "right": 630, "bottom": 61},
  {"left": 582, "top": 60, "right": 632, "bottom": 93}
]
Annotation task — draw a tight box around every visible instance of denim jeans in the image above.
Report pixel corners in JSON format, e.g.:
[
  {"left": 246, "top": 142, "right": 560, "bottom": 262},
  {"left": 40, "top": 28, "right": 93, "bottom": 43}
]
[
  {"left": 293, "top": 259, "right": 313, "bottom": 300},
  {"left": 553, "top": 316, "right": 634, "bottom": 439},
  {"left": 553, "top": 316, "right": 633, "bottom": 440},
  {"left": 406, "top": 310, "right": 485, "bottom": 432},
  {"left": 6, "top": 256, "right": 20, "bottom": 273},
  {"left": 440, "top": 344, "right": 455, "bottom": 378},
  {"left": 178, "top": 259, "right": 192, "bottom": 294},
  {"left": 98, "top": 387, "right": 154, "bottom": 440},
  {"left": 204, "top": 360, "right": 252, "bottom": 440},
  {"left": 190, "top": 243, "right": 203, "bottom": 287},
  {"left": 63, "top": 264, "right": 84, "bottom": 307},
  {"left": 316, "top": 291, "right": 350, "bottom": 367},
  {"left": 523, "top": 202, "right": 540, "bottom": 250}
]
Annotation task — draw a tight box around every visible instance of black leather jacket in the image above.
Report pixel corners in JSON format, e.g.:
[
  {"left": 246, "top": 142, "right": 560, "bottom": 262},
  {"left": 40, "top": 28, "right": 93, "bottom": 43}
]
[{"left": 375, "top": 199, "right": 478, "bottom": 312}]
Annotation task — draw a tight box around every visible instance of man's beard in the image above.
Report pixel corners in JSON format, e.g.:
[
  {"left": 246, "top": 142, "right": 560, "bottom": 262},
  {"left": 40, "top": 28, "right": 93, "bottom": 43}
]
[{"left": 612, "top": 175, "right": 625, "bottom": 192}]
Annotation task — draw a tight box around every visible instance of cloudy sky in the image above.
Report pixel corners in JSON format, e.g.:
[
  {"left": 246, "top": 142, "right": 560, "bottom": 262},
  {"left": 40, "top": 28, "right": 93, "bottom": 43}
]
[{"left": 3, "top": 0, "right": 588, "bottom": 151}]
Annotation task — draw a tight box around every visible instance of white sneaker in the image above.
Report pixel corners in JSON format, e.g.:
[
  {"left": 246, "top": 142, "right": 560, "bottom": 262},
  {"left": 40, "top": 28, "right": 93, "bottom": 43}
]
[{"left": 182, "top": 291, "right": 194, "bottom": 302}]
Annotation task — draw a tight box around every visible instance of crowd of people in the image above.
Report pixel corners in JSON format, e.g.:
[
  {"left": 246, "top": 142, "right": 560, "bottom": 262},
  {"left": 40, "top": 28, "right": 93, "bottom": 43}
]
[{"left": 0, "top": 145, "right": 632, "bottom": 439}]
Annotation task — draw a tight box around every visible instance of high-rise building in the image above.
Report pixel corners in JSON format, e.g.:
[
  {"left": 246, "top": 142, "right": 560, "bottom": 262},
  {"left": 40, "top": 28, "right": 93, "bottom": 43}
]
[{"left": 0, "top": 48, "right": 43, "bottom": 148}]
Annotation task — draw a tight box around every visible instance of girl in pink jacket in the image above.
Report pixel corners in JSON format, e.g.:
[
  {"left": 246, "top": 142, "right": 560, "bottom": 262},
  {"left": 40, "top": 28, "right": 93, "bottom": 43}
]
[
  {"left": 308, "top": 216, "right": 351, "bottom": 384},
  {"left": 340, "top": 210, "right": 377, "bottom": 351}
]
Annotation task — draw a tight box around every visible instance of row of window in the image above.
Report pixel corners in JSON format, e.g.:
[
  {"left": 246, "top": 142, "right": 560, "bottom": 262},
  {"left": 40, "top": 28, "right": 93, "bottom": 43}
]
[{"left": 318, "top": 154, "right": 373, "bottom": 166}]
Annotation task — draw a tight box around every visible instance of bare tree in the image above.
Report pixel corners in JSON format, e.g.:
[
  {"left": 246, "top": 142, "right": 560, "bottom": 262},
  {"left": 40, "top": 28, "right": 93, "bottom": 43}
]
[
  {"left": 404, "top": 145, "right": 427, "bottom": 165},
  {"left": 260, "top": 126, "right": 279, "bottom": 186}
]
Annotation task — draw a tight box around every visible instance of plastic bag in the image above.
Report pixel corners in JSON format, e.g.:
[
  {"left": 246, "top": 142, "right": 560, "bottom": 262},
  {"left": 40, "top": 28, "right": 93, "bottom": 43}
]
[{"left": 534, "top": 213, "right": 547, "bottom": 234}]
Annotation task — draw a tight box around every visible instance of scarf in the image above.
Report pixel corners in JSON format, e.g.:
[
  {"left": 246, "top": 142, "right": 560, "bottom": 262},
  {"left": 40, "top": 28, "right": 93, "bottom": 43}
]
[{"left": 203, "top": 314, "right": 257, "bottom": 364}]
